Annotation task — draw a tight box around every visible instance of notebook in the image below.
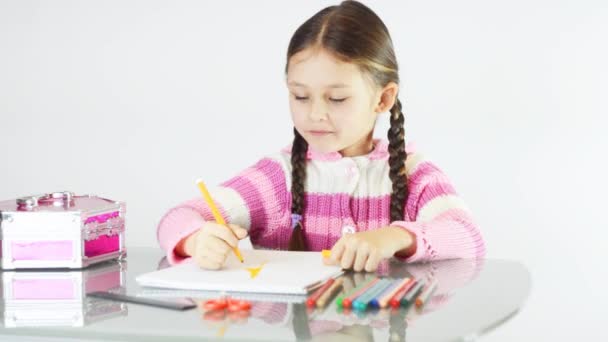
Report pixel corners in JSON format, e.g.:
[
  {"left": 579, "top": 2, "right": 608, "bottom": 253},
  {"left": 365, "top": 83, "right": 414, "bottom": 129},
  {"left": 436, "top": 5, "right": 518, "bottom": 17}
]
[
  {"left": 137, "top": 288, "right": 308, "bottom": 304},
  {"left": 136, "top": 249, "right": 343, "bottom": 296}
]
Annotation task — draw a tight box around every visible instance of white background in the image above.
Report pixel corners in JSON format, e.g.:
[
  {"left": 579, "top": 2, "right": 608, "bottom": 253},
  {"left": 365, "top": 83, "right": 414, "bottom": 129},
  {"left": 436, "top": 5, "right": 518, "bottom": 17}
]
[{"left": 1, "top": 0, "right": 606, "bottom": 340}]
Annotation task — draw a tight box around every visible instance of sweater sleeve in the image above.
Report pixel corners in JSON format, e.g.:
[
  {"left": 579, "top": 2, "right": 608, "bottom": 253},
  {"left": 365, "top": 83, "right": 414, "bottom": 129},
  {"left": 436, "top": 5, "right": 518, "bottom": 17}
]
[
  {"left": 156, "top": 157, "right": 290, "bottom": 265},
  {"left": 389, "top": 153, "right": 486, "bottom": 263}
]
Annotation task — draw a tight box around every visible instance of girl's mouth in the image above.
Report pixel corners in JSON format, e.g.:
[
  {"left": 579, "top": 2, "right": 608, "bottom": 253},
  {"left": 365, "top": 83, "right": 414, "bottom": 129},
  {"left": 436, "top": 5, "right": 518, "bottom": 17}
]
[{"left": 309, "top": 130, "right": 334, "bottom": 136}]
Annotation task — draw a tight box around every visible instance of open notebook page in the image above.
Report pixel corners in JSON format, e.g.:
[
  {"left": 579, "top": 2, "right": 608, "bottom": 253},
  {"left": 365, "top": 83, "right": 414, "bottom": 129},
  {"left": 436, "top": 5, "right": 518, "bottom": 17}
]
[{"left": 136, "top": 249, "right": 343, "bottom": 295}]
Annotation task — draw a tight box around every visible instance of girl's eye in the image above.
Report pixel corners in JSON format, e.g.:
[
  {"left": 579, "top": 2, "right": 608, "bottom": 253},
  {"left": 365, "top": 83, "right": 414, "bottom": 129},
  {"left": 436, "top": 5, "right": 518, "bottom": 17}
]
[{"left": 293, "top": 95, "right": 347, "bottom": 102}]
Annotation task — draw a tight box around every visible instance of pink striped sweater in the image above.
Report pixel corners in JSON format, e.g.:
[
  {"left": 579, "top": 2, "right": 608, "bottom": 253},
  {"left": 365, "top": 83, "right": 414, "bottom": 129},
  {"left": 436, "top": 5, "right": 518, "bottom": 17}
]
[{"left": 157, "top": 139, "right": 485, "bottom": 265}]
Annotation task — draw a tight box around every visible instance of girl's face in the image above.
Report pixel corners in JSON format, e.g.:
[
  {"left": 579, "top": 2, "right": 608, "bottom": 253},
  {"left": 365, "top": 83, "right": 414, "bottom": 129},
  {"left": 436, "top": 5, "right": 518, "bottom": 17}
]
[{"left": 286, "top": 48, "right": 393, "bottom": 157}]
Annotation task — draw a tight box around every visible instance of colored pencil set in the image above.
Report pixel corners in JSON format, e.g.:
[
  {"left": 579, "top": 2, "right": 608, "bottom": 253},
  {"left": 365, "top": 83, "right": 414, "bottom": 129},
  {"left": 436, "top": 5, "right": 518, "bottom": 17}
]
[{"left": 307, "top": 276, "right": 438, "bottom": 312}]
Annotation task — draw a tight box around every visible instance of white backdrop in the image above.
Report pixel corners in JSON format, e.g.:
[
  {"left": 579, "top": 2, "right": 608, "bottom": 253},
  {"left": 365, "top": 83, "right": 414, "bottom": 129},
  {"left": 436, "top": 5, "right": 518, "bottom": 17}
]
[{"left": 1, "top": 0, "right": 606, "bottom": 340}]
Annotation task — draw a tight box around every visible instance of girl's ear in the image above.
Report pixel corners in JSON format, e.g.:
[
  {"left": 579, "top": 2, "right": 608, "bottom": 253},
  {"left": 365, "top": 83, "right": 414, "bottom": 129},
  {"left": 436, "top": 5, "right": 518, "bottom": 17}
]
[{"left": 374, "top": 82, "right": 399, "bottom": 114}]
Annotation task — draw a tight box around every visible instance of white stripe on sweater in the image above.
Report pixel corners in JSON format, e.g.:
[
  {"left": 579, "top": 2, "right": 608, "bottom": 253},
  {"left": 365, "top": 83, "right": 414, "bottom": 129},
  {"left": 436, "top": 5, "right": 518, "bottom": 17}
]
[
  {"left": 266, "top": 152, "right": 428, "bottom": 197},
  {"left": 207, "top": 186, "right": 251, "bottom": 230},
  {"left": 417, "top": 194, "right": 470, "bottom": 222}
]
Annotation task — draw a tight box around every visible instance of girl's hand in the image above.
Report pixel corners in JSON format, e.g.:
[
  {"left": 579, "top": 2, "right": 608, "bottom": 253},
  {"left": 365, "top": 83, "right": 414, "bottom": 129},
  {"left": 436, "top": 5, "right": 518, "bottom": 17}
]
[
  {"left": 180, "top": 222, "right": 248, "bottom": 270},
  {"left": 326, "top": 227, "right": 414, "bottom": 272}
]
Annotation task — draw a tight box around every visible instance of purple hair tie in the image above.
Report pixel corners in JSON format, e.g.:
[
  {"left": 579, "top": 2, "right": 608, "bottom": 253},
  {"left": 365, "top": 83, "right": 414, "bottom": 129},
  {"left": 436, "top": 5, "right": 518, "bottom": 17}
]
[{"left": 291, "top": 214, "right": 303, "bottom": 229}]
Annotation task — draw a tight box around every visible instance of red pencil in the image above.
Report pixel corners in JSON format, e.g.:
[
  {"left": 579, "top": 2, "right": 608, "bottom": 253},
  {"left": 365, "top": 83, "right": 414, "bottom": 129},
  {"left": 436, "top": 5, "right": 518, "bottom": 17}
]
[
  {"left": 342, "top": 278, "right": 380, "bottom": 309},
  {"left": 306, "top": 278, "right": 335, "bottom": 308},
  {"left": 379, "top": 277, "right": 413, "bottom": 308},
  {"left": 389, "top": 280, "right": 417, "bottom": 308}
]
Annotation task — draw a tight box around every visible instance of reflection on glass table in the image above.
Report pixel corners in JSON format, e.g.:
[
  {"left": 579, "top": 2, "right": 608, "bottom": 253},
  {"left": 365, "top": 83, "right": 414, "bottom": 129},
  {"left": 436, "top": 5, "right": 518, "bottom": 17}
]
[
  {"left": 0, "top": 248, "right": 531, "bottom": 342},
  {"left": 0, "top": 260, "right": 127, "bottom": 327}
]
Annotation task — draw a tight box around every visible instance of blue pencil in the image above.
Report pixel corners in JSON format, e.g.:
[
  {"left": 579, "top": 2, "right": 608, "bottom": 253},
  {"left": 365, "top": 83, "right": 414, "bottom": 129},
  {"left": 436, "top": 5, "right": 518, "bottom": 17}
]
[
  {"left": 352, "top": 279, "right": 392, "bottom": 311},
  {"left": 351, "top": 279, "right": 387, "bottom": 311},
  {"left": 369, "top": 279, "right": 402, "bottom": 309},
  {"left": 355, "top": 279, "right": 393, "bottom": 311}
]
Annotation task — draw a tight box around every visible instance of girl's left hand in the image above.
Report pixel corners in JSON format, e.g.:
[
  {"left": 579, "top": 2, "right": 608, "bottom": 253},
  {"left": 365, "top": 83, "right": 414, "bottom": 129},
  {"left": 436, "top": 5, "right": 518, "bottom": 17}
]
[{"left": 325, "top": 227, "right": 414, "bottom": 272}]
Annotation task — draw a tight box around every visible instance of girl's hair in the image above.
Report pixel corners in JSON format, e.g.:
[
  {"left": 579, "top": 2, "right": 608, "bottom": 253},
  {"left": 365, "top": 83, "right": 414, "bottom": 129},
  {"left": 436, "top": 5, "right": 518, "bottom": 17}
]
[{"left": 285, "top": 0, "right": 408, "bottom": 251}]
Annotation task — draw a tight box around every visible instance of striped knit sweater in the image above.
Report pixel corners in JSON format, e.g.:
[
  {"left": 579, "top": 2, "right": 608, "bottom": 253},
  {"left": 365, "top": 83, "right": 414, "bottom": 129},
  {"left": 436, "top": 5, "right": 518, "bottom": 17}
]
[{"left": 157, "top": 139, "right": 485, "bottom": 265}]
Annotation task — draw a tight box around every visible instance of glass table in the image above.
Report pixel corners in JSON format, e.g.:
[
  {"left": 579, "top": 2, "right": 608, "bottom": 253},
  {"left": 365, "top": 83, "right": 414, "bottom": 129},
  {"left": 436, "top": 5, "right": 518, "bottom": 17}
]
[{"left": 0, "top": 247, "right": 531, "bottom": 341}]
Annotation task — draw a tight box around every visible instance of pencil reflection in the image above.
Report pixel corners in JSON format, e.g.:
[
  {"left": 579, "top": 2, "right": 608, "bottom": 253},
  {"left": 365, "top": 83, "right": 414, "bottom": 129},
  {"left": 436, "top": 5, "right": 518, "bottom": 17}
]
[{"left": 181, "top": 257, "right": 484, "bottom": 341}]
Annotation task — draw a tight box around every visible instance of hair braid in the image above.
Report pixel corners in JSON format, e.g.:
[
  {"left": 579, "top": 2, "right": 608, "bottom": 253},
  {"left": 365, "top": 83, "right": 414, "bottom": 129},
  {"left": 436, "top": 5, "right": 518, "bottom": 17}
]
[
  {"left": 387, "top": 98, "right": 409, "bottom": 221},
  {"left": 288, "top": 128, "right": 309, "bottom": 251}
]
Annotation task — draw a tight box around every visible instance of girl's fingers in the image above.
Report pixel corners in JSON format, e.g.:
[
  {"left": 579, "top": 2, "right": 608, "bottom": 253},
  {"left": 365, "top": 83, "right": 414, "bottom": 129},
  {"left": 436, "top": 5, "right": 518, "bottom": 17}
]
[
  {"left": 364, "top": 250, "right": 381, "bottom": 272},
  {"left": 206, "top": 223, "right": 239, "bottom": 248},
  {"left": 195, "top": 255, "right": 221, "bottom": 270},
  {"left": 200, "top": 248, "right": 227, "bottom": 265},
  {"left": 322, "top": 257, "right": 334, "bottom": 265},
  {"left": 227, "top": 224, "right": 249, "bottom": 239},
  {"left": 194, "top": 236, "right": 231, "bottom": 269},
  {"left": 204, "top": 236, "right": 231, "bottom": 256},
  {"left": 330, "top": 238, "right": 347, "bottom": 264},
  {"left": 341, "top": 241, "right": 357, "bottom": 270},
  {"left": 353, "top": 244, "right": 369, "bottom": 272}
]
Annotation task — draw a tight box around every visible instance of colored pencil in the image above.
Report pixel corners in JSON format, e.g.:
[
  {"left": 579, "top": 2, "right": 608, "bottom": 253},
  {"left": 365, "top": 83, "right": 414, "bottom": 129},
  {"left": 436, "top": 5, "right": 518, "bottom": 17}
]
[
  {"left": 306, "top": 278, "right": 335, "bottom": 308},
  {"left": 353, "top": 279, "right": 393, "bottom": 311},
  {"left": 389, "top": 279, "right": 417, "bottom": 308},
  {"left": 401, "top": 280, "right": 426, "bottom": 307},
  {"left": 342, "top": 278, "right": 380, "bottom": 309},
  {"left": 415, "top": 279, "right": 438, "bottom": 308},
  {"left": 335, "top": 277, "right": 375, "bottom": 308},
  {"left": 316, "top": 278, "right": 344, "bottom": 308},
  {"left": 196, "top": 179, "right": 244, "bottom": 263},
  {"left": 371, "top": 278, "right": 409, "bottom": 309}
]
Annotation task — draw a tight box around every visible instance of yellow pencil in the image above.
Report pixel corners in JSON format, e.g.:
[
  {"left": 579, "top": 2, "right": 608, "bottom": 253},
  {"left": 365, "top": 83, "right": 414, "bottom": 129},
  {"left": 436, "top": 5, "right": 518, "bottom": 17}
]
[{"left": 196, "top": 179, "right": 244, "bottom": 263}]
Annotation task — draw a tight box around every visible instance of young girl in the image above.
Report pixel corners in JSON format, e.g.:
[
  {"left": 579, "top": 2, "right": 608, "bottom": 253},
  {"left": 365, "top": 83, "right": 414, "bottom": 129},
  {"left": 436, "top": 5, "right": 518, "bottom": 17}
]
[{"left": 157, "top": 0, "right": 485, "bottom": 272}]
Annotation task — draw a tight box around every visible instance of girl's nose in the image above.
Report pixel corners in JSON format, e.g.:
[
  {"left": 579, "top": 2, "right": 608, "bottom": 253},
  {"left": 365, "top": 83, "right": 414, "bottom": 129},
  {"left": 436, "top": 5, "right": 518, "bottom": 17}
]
[{"left": 309, "top": 101, "right": 329, "bottom": 121}]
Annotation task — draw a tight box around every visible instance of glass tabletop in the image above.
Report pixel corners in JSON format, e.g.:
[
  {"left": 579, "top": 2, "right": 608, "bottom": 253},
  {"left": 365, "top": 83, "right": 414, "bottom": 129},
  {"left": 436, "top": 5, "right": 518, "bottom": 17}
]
[{"left": 0, "top": 247, "right": 531, "bottom": 341}]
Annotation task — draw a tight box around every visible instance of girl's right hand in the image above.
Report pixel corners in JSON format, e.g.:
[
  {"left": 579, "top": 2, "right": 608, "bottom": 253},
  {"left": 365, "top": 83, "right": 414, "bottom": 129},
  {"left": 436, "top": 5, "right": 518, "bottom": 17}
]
[{"left": 182, "top": 222, "right": 248, "bottom": 270}]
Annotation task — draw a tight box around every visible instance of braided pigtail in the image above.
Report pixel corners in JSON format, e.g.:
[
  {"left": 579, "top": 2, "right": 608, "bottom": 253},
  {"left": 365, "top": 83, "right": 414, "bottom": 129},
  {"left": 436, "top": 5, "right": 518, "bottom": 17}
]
[
  {"left": 288, "top": 128, "right": 309, "bottom": 251},
  {"left": 387, "top": 98, "right": 409, "bottom": 221}
]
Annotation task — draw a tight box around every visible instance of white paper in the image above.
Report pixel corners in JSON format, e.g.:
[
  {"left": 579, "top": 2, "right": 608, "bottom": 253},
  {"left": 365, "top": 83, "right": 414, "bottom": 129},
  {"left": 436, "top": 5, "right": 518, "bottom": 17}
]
[{"left": 136, "top": 250, "right": 342, "bottom": 295}]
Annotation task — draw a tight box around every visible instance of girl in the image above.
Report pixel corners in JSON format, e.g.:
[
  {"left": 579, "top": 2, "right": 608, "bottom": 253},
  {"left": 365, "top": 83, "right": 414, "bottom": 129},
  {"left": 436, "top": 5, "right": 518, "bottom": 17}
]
[{"left": 157, "top": 0, "right": 485, "bottom": 272}]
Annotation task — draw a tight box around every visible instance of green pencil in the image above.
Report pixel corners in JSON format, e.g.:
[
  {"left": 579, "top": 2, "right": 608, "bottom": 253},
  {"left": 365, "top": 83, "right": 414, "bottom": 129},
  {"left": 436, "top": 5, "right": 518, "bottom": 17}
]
[
  {"left": 335, "top": 277, "right": 376, "bottom": 308},
  {"left": 400, "top": 280, "right": 426, "bottom": 307}
]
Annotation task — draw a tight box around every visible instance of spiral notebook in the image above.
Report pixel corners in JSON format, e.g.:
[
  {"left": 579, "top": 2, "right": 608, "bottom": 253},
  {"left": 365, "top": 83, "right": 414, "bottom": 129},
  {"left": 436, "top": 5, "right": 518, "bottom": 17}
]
[{"left": 136, "top": 250, "right": 343, "bottom": 298}]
